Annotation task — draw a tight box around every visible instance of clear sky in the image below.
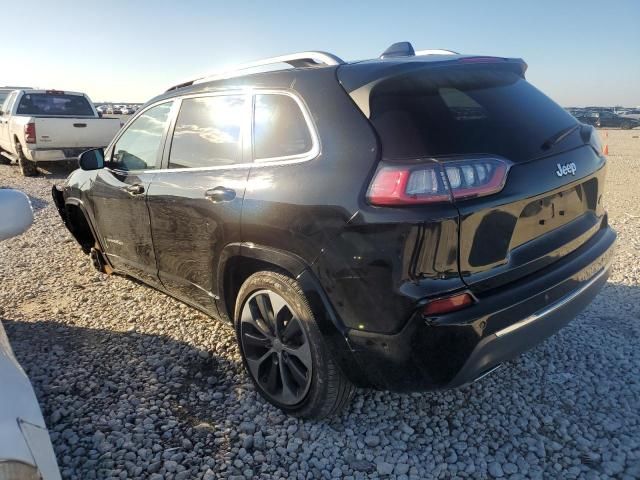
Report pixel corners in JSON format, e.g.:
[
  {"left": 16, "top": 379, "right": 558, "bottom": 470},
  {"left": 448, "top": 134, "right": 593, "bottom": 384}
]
[{"left": 2, "top": 0, "right": 638, "bottom": 106}]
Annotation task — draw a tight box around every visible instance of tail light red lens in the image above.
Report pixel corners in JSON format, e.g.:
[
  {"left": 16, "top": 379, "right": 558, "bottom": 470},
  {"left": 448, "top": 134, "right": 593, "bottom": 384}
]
[
  {"left": 24, "top": 123, "right": 36, "bottom": 144},
  {"left": 367, "top": 164, "right": 450, "bottom": 205},
  {"left": 423, "top": 292, "right": 474, "bottom": 316},
  {"left": 367, "top": 157, "right": 511, "bottom": 206}
]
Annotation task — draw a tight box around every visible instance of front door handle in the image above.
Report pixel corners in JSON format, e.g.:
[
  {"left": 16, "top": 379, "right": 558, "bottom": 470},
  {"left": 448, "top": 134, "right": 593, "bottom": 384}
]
[
  {"left": 124, "top": 183, "right": 145, "bottom": 195},
  {"left": 205, "top": 186, "right": 236, "bottom": 203}
]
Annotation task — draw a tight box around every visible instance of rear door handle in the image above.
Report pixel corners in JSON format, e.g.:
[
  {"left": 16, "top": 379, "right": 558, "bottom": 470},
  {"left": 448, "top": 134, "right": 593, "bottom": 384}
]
[
  {"left": 205, "top": 186, "right": 236, "bottom": 203},
  {"left": 123, "top": 183, "right": 145, "bottom": 195}
]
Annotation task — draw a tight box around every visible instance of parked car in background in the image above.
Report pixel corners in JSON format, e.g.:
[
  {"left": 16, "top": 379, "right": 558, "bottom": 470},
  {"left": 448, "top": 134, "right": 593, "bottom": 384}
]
[
  {"left": 53, "top": 43, "right": 615, "bottom": 418},
  {"left": 0, "top": 188, "right": 62, "bottom": 480},
  {"left": 0, "top": 89, "right": 122, "bottom": 176},
  {"left": 120, "top": 106, "right": 131, "bottom": 115},
  {"left": 596, "top": 111, "right": 639, "bottom": 129},
  {"left": 111, "top": 106, "right": 123, "bottom": 115},
  {"left": 571, "top": 110, "right": 599, "bottom": 127}
]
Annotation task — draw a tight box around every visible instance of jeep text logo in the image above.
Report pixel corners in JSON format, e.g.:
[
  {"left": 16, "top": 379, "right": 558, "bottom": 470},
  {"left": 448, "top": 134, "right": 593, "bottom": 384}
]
[{"left": 556, "top": 162, "right": 577, "bottom": 177}]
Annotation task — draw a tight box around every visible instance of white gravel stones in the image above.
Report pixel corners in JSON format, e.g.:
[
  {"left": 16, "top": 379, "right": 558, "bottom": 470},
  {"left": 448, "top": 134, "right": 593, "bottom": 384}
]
[{"left": 0, "top": 129, "right": 639, "bottom": 479}]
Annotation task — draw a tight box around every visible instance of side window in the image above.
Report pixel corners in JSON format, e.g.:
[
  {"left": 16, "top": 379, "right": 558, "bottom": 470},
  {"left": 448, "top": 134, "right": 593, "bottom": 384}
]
[
  {"left": 253, "top": 94, "right": 313, "bottom": 160},
  {"left": 111, "top": 102, "right": 172, "bottom": 171},
  {"left": 168, "top": 95, "right": 245, "bottom": 169},
  {"left": 3, "top": 92, "right": 18, "bottom": 114}
]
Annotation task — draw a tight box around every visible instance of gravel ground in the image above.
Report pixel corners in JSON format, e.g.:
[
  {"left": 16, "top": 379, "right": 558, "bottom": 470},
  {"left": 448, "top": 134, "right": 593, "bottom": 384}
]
[{"left": 1, "top": 130, "right": 639, "bottom": 479}]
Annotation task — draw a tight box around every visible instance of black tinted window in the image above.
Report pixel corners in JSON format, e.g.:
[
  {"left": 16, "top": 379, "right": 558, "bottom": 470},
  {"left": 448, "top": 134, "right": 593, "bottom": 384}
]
[
  {"left": 369, "top": 66, "right": 577, "bottom": 163},
  {"left": 16, "top": 93, "right": 94, "bottom": 116},
  {"left": 169, "top": 95, "right": 245, "bottom": 169},
  {"left": 111, "top": 102, "right": 172, "bottom": 171},
  {"left": 254, "top": 94, "right": 313, "bottom": 159}
]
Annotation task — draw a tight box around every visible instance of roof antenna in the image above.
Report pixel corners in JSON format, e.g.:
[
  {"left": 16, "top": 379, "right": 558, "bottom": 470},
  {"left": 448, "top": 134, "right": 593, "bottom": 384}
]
[{"left": 380, "top": 41, "right": 415, "bottom": 59}]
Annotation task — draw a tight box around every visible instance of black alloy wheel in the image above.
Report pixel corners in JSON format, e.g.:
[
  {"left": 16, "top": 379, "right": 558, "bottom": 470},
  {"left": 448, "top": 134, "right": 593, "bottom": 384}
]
[{"left": 239, "top": 289, "right": 313, "bottom": 406}]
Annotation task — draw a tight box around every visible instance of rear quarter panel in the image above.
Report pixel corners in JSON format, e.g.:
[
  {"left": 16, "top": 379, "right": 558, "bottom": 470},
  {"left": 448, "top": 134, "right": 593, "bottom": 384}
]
[{"left": 242, "top": 69, "right": 465, "bottom": 334}]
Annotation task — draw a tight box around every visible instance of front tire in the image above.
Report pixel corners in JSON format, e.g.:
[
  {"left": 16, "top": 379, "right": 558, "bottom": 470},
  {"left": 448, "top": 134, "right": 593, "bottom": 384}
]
[
  {"left": 235, "top": 271, "right": 355, "bottom": 419},
  {"left": 16, "top": 143, "right": 37, "bottom": 176}
]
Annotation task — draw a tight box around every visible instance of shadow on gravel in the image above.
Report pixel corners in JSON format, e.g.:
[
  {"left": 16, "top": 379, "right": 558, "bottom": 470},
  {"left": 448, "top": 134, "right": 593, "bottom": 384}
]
[
  {"left": 2, "top": 281, "right": 639, "bottom": 478},
  {"left": 1, "top": 161, "right": 75, "bottom": 181},
  {"left": 27, "top": 193, "right": 49, "bottom": 211},
  {"left": 36, "top": 161, "right": 78, "bottom": 180},
  {"left": 2, "top": 317, "right": 244, "bottom": 478}
]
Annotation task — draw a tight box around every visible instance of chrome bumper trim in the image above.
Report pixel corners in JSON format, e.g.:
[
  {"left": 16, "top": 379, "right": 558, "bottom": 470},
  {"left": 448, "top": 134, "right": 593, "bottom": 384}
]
[{"left": 495, "top": 267, "right": 608, "bottom": 338}]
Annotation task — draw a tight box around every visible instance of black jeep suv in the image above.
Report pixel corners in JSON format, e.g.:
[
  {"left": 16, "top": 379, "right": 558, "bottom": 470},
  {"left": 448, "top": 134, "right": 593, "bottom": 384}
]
[{"left": 53, "top": 42, "right": 616, "bottom": 418}]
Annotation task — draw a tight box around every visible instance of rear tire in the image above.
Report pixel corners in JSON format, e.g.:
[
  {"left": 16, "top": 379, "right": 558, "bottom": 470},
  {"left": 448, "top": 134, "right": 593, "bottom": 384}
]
[
  {"left": 235, "top": 271, "right": 355, "bottom": 419},
  {"left": 0, "top": 149, "right": 11, "bottom": 165},
  {"left": 16, "top": 143, "right": 37, "bottom": 176}
]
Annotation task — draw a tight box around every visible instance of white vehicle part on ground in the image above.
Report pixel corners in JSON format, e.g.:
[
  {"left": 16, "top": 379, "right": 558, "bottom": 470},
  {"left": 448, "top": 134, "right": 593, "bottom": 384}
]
[
  {"left": 0, "top": 323, "right": 62, "bottom": 480},
  {"left": 0, "top": 189, "right": 33, "bottom": 241},
  {"left": 0, "top": 190, "right": 60, "bottom": 478}
]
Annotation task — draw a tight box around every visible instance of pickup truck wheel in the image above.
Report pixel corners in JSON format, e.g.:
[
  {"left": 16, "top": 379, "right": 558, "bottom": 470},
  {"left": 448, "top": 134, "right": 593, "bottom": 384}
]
[
  {"left": 235, "top": 271, "right": 356, "bottom": 419},
  {"left": 621, "top": 122, "right": 632, "bottom": 130},
  {"left": 16, "top": 143, "right": 38, "bottom": 176},
  {"left": 0, "top": 148, "right": 10, "bottom": 165}
]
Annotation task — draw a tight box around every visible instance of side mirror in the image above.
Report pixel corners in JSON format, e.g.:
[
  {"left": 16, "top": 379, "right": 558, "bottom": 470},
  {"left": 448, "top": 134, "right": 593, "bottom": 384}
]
[
  {"left": 79, "top": 148, "right": 105, "bottom": 170},
  {"left": 98, "top": 111, "right": 103, "bottom": 118},
  {"left": 0, "top": 189, "right": 33, "bottom": 241}
]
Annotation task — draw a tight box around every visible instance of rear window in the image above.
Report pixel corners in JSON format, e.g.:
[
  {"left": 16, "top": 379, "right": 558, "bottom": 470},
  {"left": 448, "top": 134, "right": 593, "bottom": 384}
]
[
  {"left": 16, "top": 93, "right": 94, "bottom": 116},
  {"left": 368, "top": 66, "right": 578, "bottom": 163}
]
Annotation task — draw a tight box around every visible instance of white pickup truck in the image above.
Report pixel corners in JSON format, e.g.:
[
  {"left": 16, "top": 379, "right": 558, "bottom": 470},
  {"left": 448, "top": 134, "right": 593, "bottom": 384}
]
[{"left": 0, "top": 89, "right": 122, "bottom": 176}]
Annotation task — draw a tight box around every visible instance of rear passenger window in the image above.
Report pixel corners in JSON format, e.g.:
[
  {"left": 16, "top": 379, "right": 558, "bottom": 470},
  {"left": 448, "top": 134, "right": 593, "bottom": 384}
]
[
  {"left": 253, "top": 94, "right": 313, "bottom": 160},
  {"left": 169, "top": 95, "right": 245, "bottom": 169}
]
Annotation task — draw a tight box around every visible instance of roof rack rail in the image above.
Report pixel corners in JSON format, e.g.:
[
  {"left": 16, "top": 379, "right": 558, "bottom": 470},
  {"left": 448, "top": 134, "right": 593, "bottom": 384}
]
[{"left": 166, "top": 51, "right": 344, "bottom": 92}]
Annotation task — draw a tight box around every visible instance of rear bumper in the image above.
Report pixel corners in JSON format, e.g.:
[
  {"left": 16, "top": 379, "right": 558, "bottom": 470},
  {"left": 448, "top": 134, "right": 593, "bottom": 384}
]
[
  {"left": 346, "top": 226, "right": 616, "bottom": 391},
  {"left": 26, "top": 148, "right": 96, "bottom": 162}
]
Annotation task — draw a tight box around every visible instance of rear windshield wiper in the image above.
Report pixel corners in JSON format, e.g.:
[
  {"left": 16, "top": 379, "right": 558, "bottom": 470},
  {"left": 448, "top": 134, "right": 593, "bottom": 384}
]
[{"left": 540, "top": 124, "right": 580, "bottom": 151}]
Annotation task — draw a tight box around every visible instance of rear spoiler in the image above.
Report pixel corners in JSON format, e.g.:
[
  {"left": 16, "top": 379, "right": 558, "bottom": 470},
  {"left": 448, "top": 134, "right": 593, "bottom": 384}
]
[{"left": 339, "top": 56, "right": 528, "bottom": 118}]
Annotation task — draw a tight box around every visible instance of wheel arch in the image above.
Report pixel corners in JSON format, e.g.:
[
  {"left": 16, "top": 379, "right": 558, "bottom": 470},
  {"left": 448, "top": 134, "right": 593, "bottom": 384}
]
[
  {"left": 219, "top": 243, "right": 370, "bottom": 387},
  {"left": 62, "top": 198, "right": 103, "bottom": 255},
  {"left": 218, "top": 243, "right": 309, "bottom": 322}
]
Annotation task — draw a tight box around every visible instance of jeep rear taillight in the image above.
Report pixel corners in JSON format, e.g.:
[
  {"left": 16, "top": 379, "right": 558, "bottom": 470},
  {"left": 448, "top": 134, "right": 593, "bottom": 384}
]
[
  {"left": 367, "top": 157, "right": 511, "bottom": 206},
  {"left": 24, "top": 123, "right": 36, "bottom": 144}
]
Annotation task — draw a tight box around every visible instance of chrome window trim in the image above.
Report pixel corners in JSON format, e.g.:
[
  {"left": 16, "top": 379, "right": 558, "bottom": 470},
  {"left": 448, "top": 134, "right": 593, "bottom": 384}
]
[
  {"left": 165, "top": 91, "right": 251, "bottom": 171},
  {"left": 251, "top": 89, "right": 320, "bottom": 164},
  {"left": 108, "top": 88, "right": 320, "bottom": 175},
  {"left": 106, "top": 98, "right": 177, "bottom": 176}
]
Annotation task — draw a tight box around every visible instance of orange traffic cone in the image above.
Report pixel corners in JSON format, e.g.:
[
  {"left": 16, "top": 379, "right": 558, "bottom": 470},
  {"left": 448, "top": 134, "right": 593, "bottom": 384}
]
[{"left": 603, "top": 144, "right": 609, "bottom": 155}]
